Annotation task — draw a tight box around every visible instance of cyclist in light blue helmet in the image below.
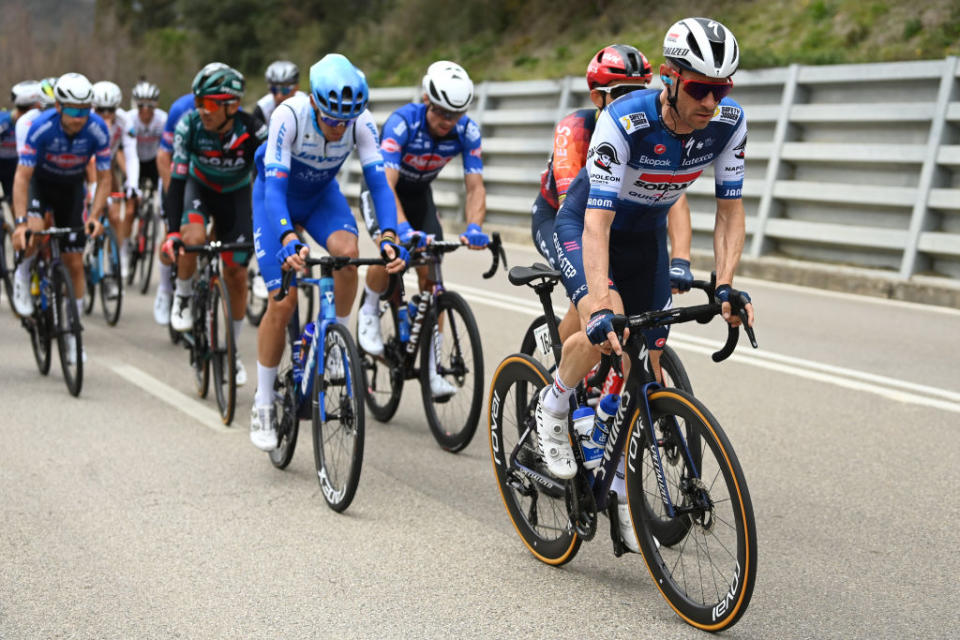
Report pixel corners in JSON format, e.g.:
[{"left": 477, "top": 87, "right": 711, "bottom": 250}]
[{"left": 248, "top": 53, "right": 408, "bottom": 451}]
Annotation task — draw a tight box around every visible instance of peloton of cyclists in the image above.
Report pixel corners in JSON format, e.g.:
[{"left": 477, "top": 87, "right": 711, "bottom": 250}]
[
  {"left": 535, "top": 17, "right": 755, "bottom": 552},
  {"left": 248, "top": 53, "right": 408, "bottom": 451},
  {"left": 358, "top": 59, "right": 489, "bottom": 398}
]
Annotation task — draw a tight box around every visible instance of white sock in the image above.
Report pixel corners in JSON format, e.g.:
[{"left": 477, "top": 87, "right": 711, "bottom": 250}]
[
  {"left": 429, "top": 330, "right": 443, "bottom": 376},
  {"left": 362, "top": 285, "right": 382, "bottom": 314},
  {"left": 542, "top": 371, "right": 574, "bottom": 415},
  {"left": 120, "top": 241, "right": 131, "bottom": 259},
  {"left": 255, "top": 362, "right": 278, "bottom": 406},
  {"left": 175, "top": 277, "right": 192, "bottom": 297},
  {"left": 233, "top": 319, "right": 243, "bottom": 342},
  {"left": 611, "top": 455, "right": 627, "bottom": 499},
  {"left": 336, "top": 315, "right": 350, "bottom": 326},
  {"left": 75, "top": 298, "right": 84, "bottom": 316},
  {"left": 158, "top": 263, "right": 173, "bottom": 293}
]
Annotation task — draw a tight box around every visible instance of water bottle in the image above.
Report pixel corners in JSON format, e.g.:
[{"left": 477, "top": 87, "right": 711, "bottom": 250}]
[
  {"left": 573, "top": 405, "right": 603, "bottom": 470},
  {"left": 591, "top": 394, "right": 620, "bottom": 456},
  {"left": 397, "top": 305, "right": 410, "bottom": 342},
  {"left": 299, "top": 322, "right": 316, "bottom": 368}
]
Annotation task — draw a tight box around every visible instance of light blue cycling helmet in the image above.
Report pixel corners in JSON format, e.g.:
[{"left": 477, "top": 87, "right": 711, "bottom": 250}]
[{"left": 309, "top": 54, "right": 368, "bottom": 119}]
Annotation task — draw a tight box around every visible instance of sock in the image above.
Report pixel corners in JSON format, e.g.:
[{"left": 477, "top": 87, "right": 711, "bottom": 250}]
[
  {"left": 75, "top": 298, "right": 84, "bottom": 316},
  {"left": 255, "top": 362, "right": 278, "bottom": 406},
  {"left": 428, "top": 331, "right": 443, "bottom": 376},
  {"left": 542, "top": 371, "right": 574, "bottom": 415},
  {"left": 158, "top": 263, "right": 172, "bottom": 293},
  {"left": 611, "top": 455, "right": 626, "bottom": 499},
  {"left": 233, "top": 319, "right": 243, "bottom": 342},
  {"left": 336, "top": 315, "right": 350, "bottom": 326},
  {"left": 361, "top": 285, "right": 381, "bottom": 314},
  {"left": 175, "top": 277, "right": 192, "bottom": 297}
]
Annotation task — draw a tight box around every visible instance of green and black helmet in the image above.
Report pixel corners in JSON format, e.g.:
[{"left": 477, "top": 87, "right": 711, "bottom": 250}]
[{"left": 192, "top": 62, "right": 245, "bottom": 100}]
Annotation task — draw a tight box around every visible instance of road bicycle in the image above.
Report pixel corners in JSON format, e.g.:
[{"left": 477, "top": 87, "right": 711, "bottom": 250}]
[
  {"left": 171, "top": 239, "right": 253, "bottom": 425},
  {"left": 0, "top": 188, "right": 14, "bottom": 309},
  {"left": 82, "top": 213, "right": 123, "bottom": 326},
  {"left": 358, "top": 233, "right": 506, "bottom": 452},
  {"left": 126, "top": 179, "right": 160, "bottom": 295},
  {"left": 268, "top": 254, "right": 392, "bottom": 512},
  {"left": 20, "top": 227, "right": 87, "bottom": 397},
  {"left": 489, "top": 264, "right": 758, "bottom": 631}
]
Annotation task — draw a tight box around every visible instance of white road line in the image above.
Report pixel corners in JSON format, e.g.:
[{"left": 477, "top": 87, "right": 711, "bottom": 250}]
[
  {"left": 447, "top": 279, "right": 960, "bottom": 414},
  {"left": 104, "top": 360, "right": 232, "bottom": 432}
]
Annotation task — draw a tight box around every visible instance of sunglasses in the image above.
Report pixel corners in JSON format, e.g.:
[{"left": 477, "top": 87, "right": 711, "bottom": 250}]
[
  {"left": 594, "top": 84, "right": 647, "bottom": 100},
  {"left": 319, "top": 114, "right": 355, "bottom": 128},
  {"left": 95, "top": 107, "right": 117, "bottom": 114},
  {"left": 665, "top": 67, "right": 734, "bottom": 101},
  {"left": 137, "top": 102, "right": 157, "bottom": 110},
  {"left": 195, "top": 96, "right": 237, "bottom": 112},
  {"left": 61, "top": 106, "right": 90, "bottom": 118},
  {"left": 270, "top": 84, "right": 295, "bottom": 96},
  {"left": 428, "top": 103, "right": 465, "bottom": 121}
]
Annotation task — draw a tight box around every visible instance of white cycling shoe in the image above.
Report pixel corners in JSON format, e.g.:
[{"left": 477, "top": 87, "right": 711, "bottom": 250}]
[
  {"left": 617, "top": 500, "right": 641, "bottom": 553},
  {"left": 170, "top": 294, "right": 193, "bottom": 332},
  {"left": 429, "top": 373, "right": 457, "bottom": 399},
  {"left": 153, "top": 289, "right": 172, "bottom": 325},
  {"left": 64, "top": 334, "right": 87, "bottom": 365},
  {"left": 235, "top": 356, "right": 247, "bottom": 386},
  {"left": 534, "top": 387, "right": 577, "bottom": 480},
  {"left": 13, "top": 272, "right": 33, "bottom": 317},
  {"left": 249, "top": 404, "right": 278, "bottom": 451},
  {"left": 356, "top": 306, "right": 383, "bottom": 355}
]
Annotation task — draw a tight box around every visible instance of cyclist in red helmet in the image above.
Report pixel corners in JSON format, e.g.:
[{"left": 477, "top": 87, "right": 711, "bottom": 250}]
[{"left": 531, "top": 44, "right": 693, "bottom": 343}]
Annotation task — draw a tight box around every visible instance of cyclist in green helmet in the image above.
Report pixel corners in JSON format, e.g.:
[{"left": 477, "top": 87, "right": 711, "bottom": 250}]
[{"left": 165, "top": 62, "right": 267, "bottom": 387}]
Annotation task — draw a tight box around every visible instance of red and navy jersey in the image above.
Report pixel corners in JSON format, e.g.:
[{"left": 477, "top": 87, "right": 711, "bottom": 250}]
[
  {"left": 19, "top": 109, "right": 111, "bottom": 181},
  {"left": 539, "top": 107, "right": 598, "bottom": 210},
  {"left": 379, "top": 102, "right": 483, "bottom": 184}
]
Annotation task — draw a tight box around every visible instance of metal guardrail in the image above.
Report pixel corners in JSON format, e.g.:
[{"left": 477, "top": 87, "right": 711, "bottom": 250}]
[{"left": 341, "top": 57, "right": 960, "bottom": 282}]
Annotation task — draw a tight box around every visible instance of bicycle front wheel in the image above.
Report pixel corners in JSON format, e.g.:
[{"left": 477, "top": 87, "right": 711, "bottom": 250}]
[
  {"left": 489, "top": 354, "right": 581, "bottom": 565},
  {"left": 53, "top": 262, "right": 83, "bottom": 397},
  {"left": 312, "top": 322, "right": 365, "bottom": 512},
  {"left": 418, "top": 291, "right": 483, "bottom": 453},
  {"left": 191, "top": 289, "right": 210, "bottom": 399},
  {"left": 137, "top": 210, "right": 157, "bottom": 294},
  {"left": 29, "top": 266, "right": 53, "bottom": 375},
  {"left": 269, "top": 366, "right": 299, "bottom": 469},
  {"left": 359, "top": 291, "right": 403, "bottom": 422},
  {"left": 209, "top": 276, "right": 236, "bottom": 425},
  {"left": 625, "top": 388, "right": 756, "bottom": 631},
  {"left": 0, "top": 222, "right": 14, "bottom": 306},
  {"left": 99, "top": 227, "right": 123, "bottom": 326}
]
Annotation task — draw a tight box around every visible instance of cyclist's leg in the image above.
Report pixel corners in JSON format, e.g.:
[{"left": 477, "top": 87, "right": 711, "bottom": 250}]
[
  {"left": 50, "top": 179, "right": 88, "bottom": 318},
  {"left": 213, "top": 186, "right": 253, "bottom": 326},
  {"left": 12, "top": 177, "right": 48, "bottom": 314},
  {"left": 170, "top": 177, "right": 208, "bottom": 330}
]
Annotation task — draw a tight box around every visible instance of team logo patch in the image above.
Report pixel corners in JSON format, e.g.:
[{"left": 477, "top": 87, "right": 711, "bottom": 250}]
[
  {"left": 381, "top": 138, "right": 401, "bottom": 154},
  {"left": 654, "top": 144, "right": 666, "bottom": 154},
  {"left": 592, "top": 143, "right": 620, "bottom": 173},
  {"left": 713, "top": 105, "right": 742, "bottom": 125},
  {"left": 734, "top": 134, "right": 747, "bottom": 160},
  {"left": 618, "top": 112, "right": 649, "bottom": 134},
  {"left": 655, "top": 338, "right": 666, "bottom": 348}
]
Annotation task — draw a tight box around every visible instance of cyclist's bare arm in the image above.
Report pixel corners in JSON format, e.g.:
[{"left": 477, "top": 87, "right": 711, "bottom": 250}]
[
  {"left": 713, "top": 196, "right": 753, "bottom": 326},
  {"left": 667, "top": 193, "right": 692, "bottom": 262},
  {"left": 156, "top": 149, "right": 172, "bottom": 195},
  {"left": 384, "top": 166, "right": 408, "bottom": 224},
  {"left": 463, "top": 172, "right": 486, "bottom": 228}
]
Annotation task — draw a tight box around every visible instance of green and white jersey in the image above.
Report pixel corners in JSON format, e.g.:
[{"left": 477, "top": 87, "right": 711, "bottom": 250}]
[{"left": 171, "top": 110, "right": 267, "bottom": 192}]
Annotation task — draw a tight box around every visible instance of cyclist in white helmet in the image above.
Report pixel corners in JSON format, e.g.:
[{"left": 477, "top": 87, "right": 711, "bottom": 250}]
[
  {"left": 2, "top": 81, "right": 45, "bottom": 204},
  {"left": 89, "top": 80, "right": 139, "bottom": 279},
  {"left": 251, "top": 60, "right": 305, "bottom": 131},
  {"left": 358, "top": 60, "right": 489, "bottom": 398}
]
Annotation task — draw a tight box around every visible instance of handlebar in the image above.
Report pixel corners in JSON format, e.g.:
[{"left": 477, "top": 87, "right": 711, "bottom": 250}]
[
  {"left": 24, "top": 225, "right": 89, "bottom": 242},
  {"left": 171, "top": 239, "right": 255, "bottom": 256},
  {"left": 273, "top": 255, "right": 398, "bottom": 302},
  {"left": 405, "top": 231, "right": 507, "bottom": 279}
]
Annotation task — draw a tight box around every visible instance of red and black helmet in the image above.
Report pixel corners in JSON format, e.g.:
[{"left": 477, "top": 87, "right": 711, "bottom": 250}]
[{"left": 586, "top": 44, "right": 652, "bottom": 90}]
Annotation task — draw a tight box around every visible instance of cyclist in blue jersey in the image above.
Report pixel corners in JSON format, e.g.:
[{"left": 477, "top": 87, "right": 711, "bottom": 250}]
[
  {"left": 2, "top": 81, "right": 45, "bottom": 203},
  {"left": 248, "top": 53, "right": 408, "bottom": 451},
  {"left": 357, "top": 61, "right": 488, "bottom": 396},
  {"left": 152, "top": 90, "right": 195, "bottom": 323},
  {"left": 535, "top": 18, "right": 756, "bottom": 552},
  {"left": 11, "top": 74, "right": 111, "bottom": 361}
]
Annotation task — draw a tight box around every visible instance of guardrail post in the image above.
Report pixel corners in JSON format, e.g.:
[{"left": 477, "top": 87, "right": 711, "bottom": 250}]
[
  {"left": 899, "top": 56, "right": 958, "bottom": 278},
  {"left": 750, "top": 63, "right": 801, "bottom": 258},
  {"left": 555, "top": 76, "right": 573, "bottom": 125}
]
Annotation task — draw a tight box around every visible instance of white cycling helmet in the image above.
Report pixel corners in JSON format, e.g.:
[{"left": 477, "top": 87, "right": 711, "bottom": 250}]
[
  {"left": 11, "top": 80, "right": 43, "bottom": 108},
  {"left": 92, "top": 81, "right": 123, "bottom": 109},
  {"left": 265, "top": 60, "right": 299, "bottom": 84},
  {"left": 54, "top": 73, "right": 94, "bottom": 104},
  {"left": 132, "top": 80, "right": 160, "bottom": 102},
  {"left": 421, "top": 60, "right": 474, "bottom": 112},
  {"left": 39, "top": 77, "right": 57, "bottom": 108},
  {"left": 663, "top": 17, "right": 740, "bottom": 78}
]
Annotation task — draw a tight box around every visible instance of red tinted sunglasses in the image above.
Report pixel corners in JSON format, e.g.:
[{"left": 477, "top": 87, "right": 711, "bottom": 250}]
[{"left": 665, "top": 67, "right": 734, "bottom": 101}]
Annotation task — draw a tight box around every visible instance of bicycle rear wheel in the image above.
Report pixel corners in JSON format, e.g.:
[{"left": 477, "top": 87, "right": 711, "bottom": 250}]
[
  {"left": 136, "top": 209, "right": 157, "bottom": 294},
  {"left": 209, "top": 276, "right": 236, "bottom": 425},
  {"left": 359, "top": 291, "right": 404, "bottom": 422},
  {"left": 99, "top": 227, "right": 123, "bottom": 326},
  {"left": 418, "top": 291, "right": 483, "bottom": 453},
  {"left": 312, "top": 322, "right": 365, "bottom": 512},
  {"left": 489, "top": 354, "right": 581, "bottom": 565},
  {"left": 626, "top": 388, "right": 756, "bottom": 631},
  {"left": 0, "top": 221, "right": 13, "bottom": 306},
  {"left": 269, "top": 366, "right": 299, "bottom": 469},
  {"left": 53, "top": 262, "right": 83, "bottom": 397}
]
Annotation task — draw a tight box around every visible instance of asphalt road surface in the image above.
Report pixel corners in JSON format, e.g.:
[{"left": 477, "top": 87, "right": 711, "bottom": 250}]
[{"left": 2, "top": 237, "right": 958, "bottom": 639}]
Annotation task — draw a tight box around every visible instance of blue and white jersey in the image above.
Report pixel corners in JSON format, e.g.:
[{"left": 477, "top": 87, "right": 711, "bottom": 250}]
[
  {"left": 15, "top": 107, "right": 50, "bottom": 155},
  {"left": 159, "top": 93, "right": 195, "bottom": 153},
  {"left": 379, "top": 102, "right": 483, "bottom": 184},
  {"left": 255, "top": 92, "right": 396, "bottom": 238},
  {"left": 0, "top": 111, "right": 17, "bottom": 160},
  {"left": 19, "top": 109, "right": 111, "bottom": 181},
  {"left": 582, "top": 89, "right": 746, "bottom": 232}
]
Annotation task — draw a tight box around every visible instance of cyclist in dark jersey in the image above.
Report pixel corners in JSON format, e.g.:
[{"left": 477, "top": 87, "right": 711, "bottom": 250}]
[
  {"left": 532, "top": 44, "right": 695, "bottom": 346},
  {"left": 166, "top": 63, "right": 267, "bottom": 386}
]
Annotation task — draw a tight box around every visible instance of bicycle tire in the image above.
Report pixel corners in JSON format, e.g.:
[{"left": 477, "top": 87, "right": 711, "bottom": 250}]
[
  {"left": 312, "top": 322, "right": 365, "bottom": 512},
  {"left": 99, "top": 226, "right": 123, "bottom": 326},
  {"left": 0, "top": 222, "right": 13, "bottom": 307},
  {"left": 191, "top": 287, "right": 210, "bottom": 399},
  {"left": 137, "top": 209, "right": 157, "bottom": 294},
  {"left": 245, "top": 265, "right": 267, "bottom": 326},
  {"left": 626, "top": 388, "right": 756, "bottom": 632},
  {"left": 418, "top": 290, "right": 483, "bottom": 453},
  {"left": 82, "top": 246, "right": 96, "bottom": 315},
  {"left": 269, "top": 366, "right": 299, "bottom": 469},
  {"left": 53, "top": 262, "right": 83, "bottom": 397},
  {"left": 359, "top": 290, "right": 403, "bottom": 423},
  {"left": 489, "top": 353, "right": 582, "bottom": 565},
  {"left": 29, "top": 264, "right": 53, "bottom": 375},
  {"left": 168, "top": 269, "right": 182, "bottom": 345},
  {"left": 520, "top": 314, "right": 558, "bottom": 375},
  {"left": 209, "top": 276, "right": 236, "bottom": 425}
]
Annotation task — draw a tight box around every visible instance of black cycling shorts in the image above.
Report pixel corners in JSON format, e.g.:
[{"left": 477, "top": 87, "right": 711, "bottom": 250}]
[
  {"left": 395, "top": 179, "right": 444, "bottom": 240},
  {"left": 28, "top": 172, "right": 87, "bottom": 253},
  {"left": 181, "top": 176, "right": 253, "bottom": 267}
]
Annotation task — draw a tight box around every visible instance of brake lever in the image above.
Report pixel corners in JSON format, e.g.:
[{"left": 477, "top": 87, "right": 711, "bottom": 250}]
[{"left": 274, "top": 268, "right": 294, "bottom": 302}]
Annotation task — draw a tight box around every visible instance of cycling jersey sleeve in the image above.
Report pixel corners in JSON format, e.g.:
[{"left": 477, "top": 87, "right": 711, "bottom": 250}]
[
  {"left": 379, "top": 110, "right": 410, "bottom": 170},
  {"left": 170, "top": 115, "right": 191, "bottom": 181},
  {"left": 713, "top": 113, "right": 747, "bottom": 200},
  {"left": 551, "top": 112, "right": 593, "bottom": 203},
  {"left": 262, "top": 103, "right": 296, "bottom": 240},
  {"left": 17, "top": 114, "right": 39, "bottom": 163},
  {"left": 120, "top": 113, "right": 139, "bottom": 189},
  {"left": 356, "top": 110, "right": 397, "bottom": 234},
  {"left": 252, "top": 105, "right": 267, "bottom": 132},
  {"left": 585, "top": 110, "right": 629, "bottom": 212},
  {"left": 460, "top": 118, "right": 483, "bottom": 175}
]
